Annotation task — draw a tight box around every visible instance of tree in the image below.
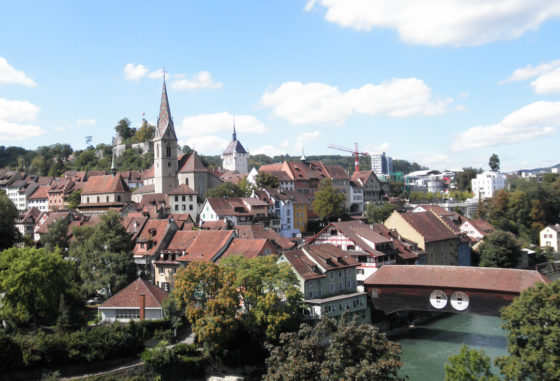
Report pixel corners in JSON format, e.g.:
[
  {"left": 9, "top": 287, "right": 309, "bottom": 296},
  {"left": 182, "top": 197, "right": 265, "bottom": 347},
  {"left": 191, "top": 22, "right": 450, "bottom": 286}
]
[
  {"left": 0, "top": 247, "right": 81, "bottom": 326},
  {"left": 478, "top": 230, "right": 521, "bottom": 268},
  {"left": 445, "top": 345, "right": 499, "bottom": 381},
  {"left": 312, "top": 179, "right": 346, "bottom": 222},
  {"left": 237, "top": 177, "right": 254, "bottom": 197},
  {"left": 206, "top": 182, "right": 244, "bottom": 198},
  {"left": 0, "top": 191, "right": 19, "bottom": 250},
  {"left": 255, "top": 172, "right": 279, "bottom": 189},
  {"left": 41, "top": 217, "right": 70, "bottom": 252},
  {"left": 366, "top": 202, "right": 397, "bottom": 224},
  {"left": 70, "top": 211, "right": 136, "bottom": 298},
  {"left": 67, "top": 189, "right": 82, "bottom": 209},
  {"left": 489, "top": 154, "right": 500, "bottom": 172},
  {"left": 496, "top": 280, "right": 560, "bottom": 381},
  {"left": 220, "top": 255, "right": 303, "bottom": 343},
  {"left": 134, "top": 119, "right": 156, "bottom": 142},
  {"left": 173, "top": 262, "right": 239, "bottom": 355},
  {"left": 114, "top": 118, "right": 136, "bottom": 142},
  {"left": 455, "top": 167, "right": 481, "bottom": 192},
  {"left": 263, "top": 317, "right": 404, "bottom": 381}
]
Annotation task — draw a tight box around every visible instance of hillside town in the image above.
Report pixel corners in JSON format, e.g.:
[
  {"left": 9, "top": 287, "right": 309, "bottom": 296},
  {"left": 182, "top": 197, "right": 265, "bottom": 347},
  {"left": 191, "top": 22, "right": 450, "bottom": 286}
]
[{"left": 1, "top": 80, "right": 560, "bottom": 380}]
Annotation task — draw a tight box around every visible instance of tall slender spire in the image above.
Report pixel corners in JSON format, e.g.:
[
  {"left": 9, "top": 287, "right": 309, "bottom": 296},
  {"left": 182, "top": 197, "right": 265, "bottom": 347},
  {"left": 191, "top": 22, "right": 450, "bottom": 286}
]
[
  {"left": 156, "top": 72, "right": 175, "bottom": 138},
  {"left": 111, "top": 150, "right": 116, "bottom": 177},
  {"left": 232, "top": 116, "right": 237, "bottom": 141}
]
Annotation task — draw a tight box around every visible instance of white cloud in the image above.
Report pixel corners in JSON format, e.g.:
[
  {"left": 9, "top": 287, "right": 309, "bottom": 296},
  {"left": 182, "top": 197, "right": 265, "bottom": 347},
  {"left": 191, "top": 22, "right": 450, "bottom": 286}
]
[
  {"left": 260, "top": 79, "right": 451, "bottom": 125},
  {"left": 124, "top": 63, "right": 148, "bottom": 81},
  {"left": 251, "top": 145, "right": 287, "bottom": 156},
  {"left": 178, "top": 112, "right": 267, "bottom": 138},
  {"left": 505, "top": 59, "right": 560, "bottom": 82},
  {"left": 455, "top": 104, "right": 467, "bottom": 111},
  {"left": 296, "top": 130, "right": 321, "bottom": 152},
  {"left": 171, "top": 71, "right": 222, "bottom": 90},
  {"left": 364, "top": 143, "right": 390, "bottom": 154},
  {"left": 503, "top": 59, "right": 560, "bottom": 94},
  {"left": 0, "top": 57, "right": 36, "bottom": 87},
  {"left": 0, "top": 120, "right": 43, "bottom": 140},
  {"left": 181, "top": 135, "right": 229, "bottom": 155},
  {"left": 148, "top": 69, "right": 164, "bottom": 79},
  {"left": 450, "top": 101, "right": 559, "bottom": 151},
  {"left": 305, "top": 1, "right": 560, "bottom": 47},
  {"left": 0, "top": 98, "right": 40, "bottom": 123},
  {"left": 77, "top": 118, "right": 96, "bottom": 126}
]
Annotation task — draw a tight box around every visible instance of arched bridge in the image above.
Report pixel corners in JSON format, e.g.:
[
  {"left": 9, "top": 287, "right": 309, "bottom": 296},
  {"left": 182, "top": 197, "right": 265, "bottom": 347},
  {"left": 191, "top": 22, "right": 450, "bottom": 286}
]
[{"left": 364, "top": 265, "right": 550, "bottom": 317}]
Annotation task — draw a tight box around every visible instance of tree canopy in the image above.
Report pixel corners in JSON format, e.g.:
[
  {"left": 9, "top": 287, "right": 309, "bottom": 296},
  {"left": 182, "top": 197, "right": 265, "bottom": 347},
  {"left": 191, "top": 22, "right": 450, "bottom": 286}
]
[
  {"left": 0, "top": 247, "right": 81, "bottom": 327},
  {"left": 114, "top": 118, "right": 136, "bottom": 142},
  {"left": 489, "top": 154, "right": 500, "bottom": 172},
  {"left": 477, "top": 230, "right": 521, "bottom": 268},
  {"left": 496, "top": 279, "right": 560, "bottom": 381},
  {"left": 366, "top": 202, "right": 397, "bottom": 224},
  {"left": 0, "top": 191, "right": 19, "bottom": 250},
  {"left": 312, "top": 179, "right": 346, "bottom": 222},
  {"left": 173, "top": 256, "right": 303, "bottom": 362},
  {"left": 255, "top": 172, "right": 279, "bottom": 189},
  {"left": 455, "top": 167, "right": 482, "bottom": 192},
  {"left": 70, "top": 211, "right": 136, "bottom": 298},
  {"left": 445, "top": 344, "right": 499, "bottom": 381},
  {"left": 41, "top": 217, "right": 70, "bottom": 252},
  {"left": 205, "top": 182, "right": 245, "bottom": 198},
  {"left": 263, "top": 317, "right": 404, "bottom": 381}
]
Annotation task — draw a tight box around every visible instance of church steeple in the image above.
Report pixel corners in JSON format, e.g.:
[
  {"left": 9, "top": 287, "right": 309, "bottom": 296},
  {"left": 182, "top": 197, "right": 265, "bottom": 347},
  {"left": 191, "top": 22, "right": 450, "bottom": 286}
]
[
  {"left": 232, "top": 118, "right": 237, "bottom": 141},
  {"left": 156, "top": 73, "right": 176, "bottom": 139}
]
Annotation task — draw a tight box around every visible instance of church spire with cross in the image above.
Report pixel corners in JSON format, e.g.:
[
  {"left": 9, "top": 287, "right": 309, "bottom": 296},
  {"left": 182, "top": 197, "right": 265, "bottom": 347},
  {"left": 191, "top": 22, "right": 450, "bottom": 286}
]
[
  {"left": 156, "top": 69, "right": 176, "bottom": 139},
  {"left": 153, "top": 70, "right": 178, "bottom": 194}
]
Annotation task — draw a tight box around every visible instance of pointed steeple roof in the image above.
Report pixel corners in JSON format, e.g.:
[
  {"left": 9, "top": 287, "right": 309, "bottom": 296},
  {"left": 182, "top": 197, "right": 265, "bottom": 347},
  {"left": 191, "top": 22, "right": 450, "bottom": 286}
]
[
  {"left": 223, "top": 119, "right": 248, "bottom": 155},
  {"left": 156, "top": 78, "right": 176, "bottom": 139}
]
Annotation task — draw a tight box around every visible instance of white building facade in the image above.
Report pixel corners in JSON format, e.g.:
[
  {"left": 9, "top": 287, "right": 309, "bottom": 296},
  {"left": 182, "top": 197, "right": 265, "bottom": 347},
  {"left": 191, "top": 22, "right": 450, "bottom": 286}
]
[{"left": 471, "top": 171, "right": 506, "bottom": 200}]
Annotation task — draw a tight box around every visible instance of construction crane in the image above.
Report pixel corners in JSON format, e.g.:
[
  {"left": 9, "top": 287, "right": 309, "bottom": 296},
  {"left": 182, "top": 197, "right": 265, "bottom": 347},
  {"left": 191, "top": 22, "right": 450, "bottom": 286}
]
[{"left": 328, "top": 143, "right": 369, "bottom": 172}]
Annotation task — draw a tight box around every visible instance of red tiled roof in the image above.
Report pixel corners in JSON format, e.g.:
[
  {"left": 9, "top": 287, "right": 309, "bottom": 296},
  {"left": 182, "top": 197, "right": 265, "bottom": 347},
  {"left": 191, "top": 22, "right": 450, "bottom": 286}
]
[
  {"left": 320, "top": 163, "right": 349, "bottom": 180},
  {"left": 82, "top": 174, "right": 131, "bottom": 195},
  {"left": 178, "top": 152, "right": 208, "bottom": 173},
  {"left": 283, "top": 249, "right": 325, "bottom": 280},
  {"left": 136, "top": 219, "right": 172, "bottom": 256},
  {"left": 399, "top": 212, "right": 458, "bottom": 242},
  {"left": 176, "top": 230, "right": 234, "bottom": 262},
  {"left": 29, "top": 185, "right": 50, "bottom": 200},
  {"left": 86, "top": 171, "right": 107, "bottom": 177},
  {"left": 468, "top": 219, "right": 496, "bottom": 235},
  {"left": 138, "top": 193, "right": 169, "bottom": 209},
  {"left": 304, "top": 244, "right": 360, "bottom": 271},
  {"left": 141, "top": 167, "right": 154, "bottom": 180},
  {"left": 235, "top": 224, "right": 295, "bottom": 250},
  {"left": 167, "top": 184, "right": 198, "bottom": 195},
  {"left": 100, "top": 278, "right": 168, "bottom": 308},
  {"left": 17, "top": 207, "right": 41, "bottom": 223},
  {"left": 122, "top": 215, "right": 148, "bottom": 240},
  {"left": 220, "top": 238, "right": 269, "bottom": 261},
  {"left": 364, "top": 265, "right": 550, "bottom": 293},
  {"left": 200, "top": 220, "right": 228, "bottom": 230},
  {"left": 220, "top": 171, "right": 248, "bottom": 185}
]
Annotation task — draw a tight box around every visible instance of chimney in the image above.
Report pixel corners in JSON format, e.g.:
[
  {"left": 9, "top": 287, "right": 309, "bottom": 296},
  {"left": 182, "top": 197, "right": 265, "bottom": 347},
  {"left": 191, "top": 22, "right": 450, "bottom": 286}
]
[{"left": 139, "top": 294, "right": 145, "bottom": 320}]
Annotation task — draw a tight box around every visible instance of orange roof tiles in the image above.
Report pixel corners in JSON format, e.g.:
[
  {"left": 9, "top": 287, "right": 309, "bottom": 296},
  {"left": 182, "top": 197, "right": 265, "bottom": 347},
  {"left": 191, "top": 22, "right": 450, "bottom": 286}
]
[
  {"left": 82, "top": 174, "right": 131, "bottom": 195},
  {"left": 220, "top": 238, "right": 269, "bottom": 261},
  {"left": 100, "top": 278, "right": 168, "bottom": 308},
  {"left": 176, "top": 230, "right": 234, "bottom": 263},
  {"left": 400, "top": 212, "right": 458, "bottom": 242}
]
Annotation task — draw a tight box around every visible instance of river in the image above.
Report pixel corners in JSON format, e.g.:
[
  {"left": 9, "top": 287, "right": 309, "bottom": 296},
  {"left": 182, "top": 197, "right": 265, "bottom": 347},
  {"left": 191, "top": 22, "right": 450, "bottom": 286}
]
[{"left": 396, "top": 313, "right": 508, "bottom": 380}]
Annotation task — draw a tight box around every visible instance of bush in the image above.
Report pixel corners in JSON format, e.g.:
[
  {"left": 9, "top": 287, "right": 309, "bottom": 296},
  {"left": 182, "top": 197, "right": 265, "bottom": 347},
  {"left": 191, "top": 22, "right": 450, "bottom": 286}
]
[
  {"left": 0, "top": 331, "right": 23, "bottom": 371},
  {"left": 10, "top": 323, "right": 145, "bottom": 370},
  {"left": 142, "top": 341, "right": 205, "bottom": 381}
]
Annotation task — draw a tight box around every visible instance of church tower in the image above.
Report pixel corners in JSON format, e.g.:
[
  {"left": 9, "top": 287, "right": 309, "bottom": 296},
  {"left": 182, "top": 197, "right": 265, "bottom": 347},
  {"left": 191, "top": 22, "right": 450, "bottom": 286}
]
[
  {"left": 221, "top": 122, "right": 249, "bottom": 174},
  {"left": 153, "top": 78, "right": 178, "bottom": 194}
]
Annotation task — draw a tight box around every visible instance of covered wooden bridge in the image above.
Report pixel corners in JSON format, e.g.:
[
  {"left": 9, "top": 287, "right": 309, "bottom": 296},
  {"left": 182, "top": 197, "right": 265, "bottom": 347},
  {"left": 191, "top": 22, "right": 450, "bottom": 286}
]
[{"left": 364, "top": 265, "right": 550, "bottom": 316}]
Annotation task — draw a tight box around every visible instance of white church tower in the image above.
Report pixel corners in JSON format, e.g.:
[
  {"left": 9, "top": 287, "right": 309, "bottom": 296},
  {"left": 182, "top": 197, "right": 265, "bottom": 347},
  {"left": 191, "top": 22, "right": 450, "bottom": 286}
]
[
  {"left": 221, "top": 123, "right": 249, "bottom": 174},
  {"left": 153, "top": 78, "right": 178, "bottom": 194}
]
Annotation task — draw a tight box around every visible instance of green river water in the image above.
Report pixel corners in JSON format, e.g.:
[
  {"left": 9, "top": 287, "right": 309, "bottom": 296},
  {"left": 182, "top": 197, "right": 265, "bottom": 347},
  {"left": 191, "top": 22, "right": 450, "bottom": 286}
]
[{"left": 397, "top": 313, "right": 508, "bottom": 380}]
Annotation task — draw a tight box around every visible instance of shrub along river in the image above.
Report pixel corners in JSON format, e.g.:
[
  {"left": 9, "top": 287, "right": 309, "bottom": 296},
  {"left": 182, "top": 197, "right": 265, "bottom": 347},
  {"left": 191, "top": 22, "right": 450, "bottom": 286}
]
[{"left": 395, "top": 313, "right": 507, "bottom": 380}]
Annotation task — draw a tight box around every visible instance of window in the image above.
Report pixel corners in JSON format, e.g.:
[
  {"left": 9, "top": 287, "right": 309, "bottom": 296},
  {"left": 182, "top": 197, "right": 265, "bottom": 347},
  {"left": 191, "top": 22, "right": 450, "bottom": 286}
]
[
  {"left": 347, "top": 280, "right": 351, "bottom": 289},
  {"left": 182, "top": 196, "right": 185, "bottom": 201},
  {"left": 117, "top": 195, "right": 121, "bottom": 202},
  {"left": 167, "top": 145, "right": 171, "bottom": 157},
  {"left": 329, "top": 283, "right": 334, "bottom": 293},
  {"left": 189, "top": 205, "right": 193, "bottom": 211},
  {"left": 330, "top": 229, "right": 338, "bottom": 236},
  {"left": 116, "top": 309, "right": 140, "bottom": 319},
  {"left": 175, "top": 196, "right": 179, "bottom": 202},
  {"left": 175, "top": 205, "right": 178, "bottom": 211},
  {"left": 182, "top": 205, "right": 186, "bottom": 211},
  {"left": 308, "top": 291, "right": 313, "bottom": 298},
  {"left": 186, "top": 178, "right": 189, "bottom": 186},
  {"left": 168, "top": 161, "right": 171, "bottom": 167},
  {"left": 338, "top": 282, "right": 343, "bottom": 291},
  {"left": 159, "top": 267, "right": 164, "bottom": 275}
]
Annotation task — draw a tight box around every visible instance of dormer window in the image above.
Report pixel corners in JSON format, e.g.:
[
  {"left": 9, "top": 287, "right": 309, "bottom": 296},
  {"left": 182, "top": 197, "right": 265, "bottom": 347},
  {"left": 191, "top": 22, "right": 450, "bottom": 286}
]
[{"left": 330, "top": 229, "right": 338, "bottom": 236}]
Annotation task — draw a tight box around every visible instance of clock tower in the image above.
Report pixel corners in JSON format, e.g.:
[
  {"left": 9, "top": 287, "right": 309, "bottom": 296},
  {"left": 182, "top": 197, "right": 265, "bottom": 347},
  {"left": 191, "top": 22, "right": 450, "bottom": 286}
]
[{"left": 221, "top": 123, "right": 249, "bottom": 174}]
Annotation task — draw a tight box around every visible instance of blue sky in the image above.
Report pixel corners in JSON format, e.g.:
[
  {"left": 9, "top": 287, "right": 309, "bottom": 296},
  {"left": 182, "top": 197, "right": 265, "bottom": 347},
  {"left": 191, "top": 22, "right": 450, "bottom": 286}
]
[{"left": 1, "top": 1, "right": 560, "bottom": 172}]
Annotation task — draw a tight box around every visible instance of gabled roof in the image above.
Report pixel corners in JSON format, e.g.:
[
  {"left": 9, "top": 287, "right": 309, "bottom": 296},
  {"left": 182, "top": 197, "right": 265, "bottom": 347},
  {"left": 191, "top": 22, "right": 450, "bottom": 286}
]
[
  {"left": 48, "top": 179, "right": 75, "bottom": 195},
  {"left": 467, "top": 219, "right": 496, "bottom": 235},
  {"left": 100, "top": 278, "right": 168, "bottom": 308},
  {"left": 141, "top": 167, "right": 154, "bottom": 180},
  {"left": 399, "top": 212, "right": 458, "bottom": 242},
  {"left": 178, "top": 151, "right": 208, "bottom": 173},
  {"left": 320, "top": 163, "right": 349, "bottom": 180},
  {"left": 283, "top": 249, "right": 325, "bottom": 280},
  {"left": 200, "top": 220, "right": 229, "bottom": 230},
  {"left": 122, "top": 215, "right": 148, "bottom": 241},
  {"left": 176, "top": 230, "right": 234, "bottom": 262},
  {"left": 16, "top": 207, "right": 41, "bottom": 224},
  {"left": 283, "top": 244, "right": 359, "bottom": 280},
  {"left": 351, "top": 170, "right": 379, "bottom": 186},
  {"left": 546, "top": 224, "right": 560, "bottom": 233},
  {"left": 364, "top": 265, "right": 550, "bottom": 293},
  {"left": 138, "top": 193, "right": 169, "bottom": 209},
  {"left": 29, "top": 185, "right": 50, "bottom": 200},
  {"left": 219, "top": 238, "right": 270, "bottom": 261},
  {"left": 167, "top": 184, "right": 198, "bottom": 195},
  {"left": 372, "top": 224, "right": 426, "bottom": 261},
  {"left": 220, "top": 171, "right": 248, "bottom": 185},
  {"left": 235, "top": 224, "right": 296, "bottom": 250},
  {"left": 82, "top": 174, "right": 131, "bottom": 195},
  {"left": 132, "top": 184, "right": 155, "bottom": 195},
  {"left": 135, "top": 219, "right": 173, "bottom": 256}
]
